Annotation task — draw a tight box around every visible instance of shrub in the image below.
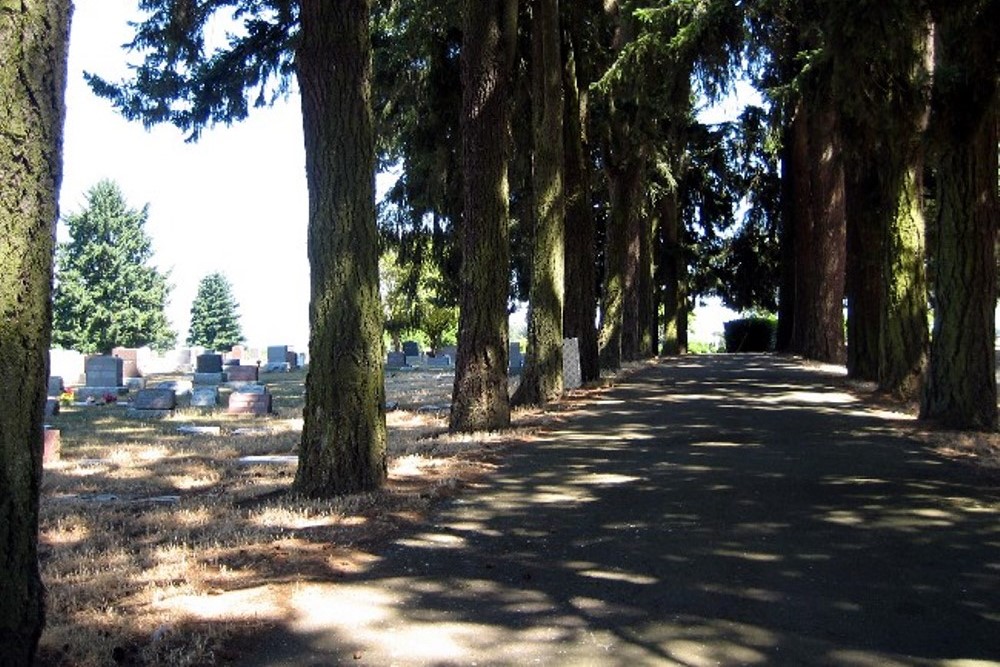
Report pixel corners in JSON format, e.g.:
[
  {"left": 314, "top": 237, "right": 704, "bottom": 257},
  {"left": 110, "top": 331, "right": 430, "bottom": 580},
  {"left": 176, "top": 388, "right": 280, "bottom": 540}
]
[{"left": 723, "top": 317, "right": 776, "bottom": 352}]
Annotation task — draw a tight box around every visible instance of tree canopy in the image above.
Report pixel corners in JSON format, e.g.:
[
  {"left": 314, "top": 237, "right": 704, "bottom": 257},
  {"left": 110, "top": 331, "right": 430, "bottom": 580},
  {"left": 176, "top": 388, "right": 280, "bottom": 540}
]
[
  {"left": 187, "top": 272, "right": 244, "bottom": 351},
  {"left": 53, "top": 180, "right": 176, "bottom": 354}
]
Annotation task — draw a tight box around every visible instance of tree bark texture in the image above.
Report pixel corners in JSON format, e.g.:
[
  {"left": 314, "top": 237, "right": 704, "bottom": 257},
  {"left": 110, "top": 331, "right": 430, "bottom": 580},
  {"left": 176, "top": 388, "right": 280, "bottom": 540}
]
[
  {"left": 639, "top": 204, "right": 656, "bottom": 359},
  {"left": 920, "top": 2, "right": 999, "bottom": 429},
  {"left": 844, "top": 156, "right": 884, "bottom": 382},
  {"left": 450, "top": 0, "right": 516, "bottom": 431},
  {"left": 599, "top": 159, "right": 639, "bottom": 370},
  {"left": 295, "top": 0, "right": 387, "bottom": 496},
  {"left": 514, "top": 0, "right": 565, "bottom": 407},
  {"left": 0, "top": 2, "right": 71, "bottom": 663},
  {"left": 560, "top": 15, "right": 599, "bottom": 383},
  {"left": 788, "top": 97, "right": 847, "bottom": 364},
  {"left": 659, "top": 191, "right": 683, "bottom": 356}
]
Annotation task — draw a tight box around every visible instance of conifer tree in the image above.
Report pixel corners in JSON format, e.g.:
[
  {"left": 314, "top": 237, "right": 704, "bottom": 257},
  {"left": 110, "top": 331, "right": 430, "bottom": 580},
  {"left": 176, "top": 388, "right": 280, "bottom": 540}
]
[
  {"left": 52, "top": 180, "right": 176, "bottom": 353},
  {"left": 187, "top": 273, "right": 244, "bottom": 351}
]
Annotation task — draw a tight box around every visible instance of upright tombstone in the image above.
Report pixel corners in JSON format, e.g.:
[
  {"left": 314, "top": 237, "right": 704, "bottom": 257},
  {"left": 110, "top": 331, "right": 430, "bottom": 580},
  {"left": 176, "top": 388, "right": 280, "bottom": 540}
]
[
  {"left": 47, "top": 376, "right": 64, "bottom": 397},
  {"left": 285, "top": 350, "right": 299, "bottom": 370},
  {"left": 194, "top": 353, "right": 225, "bottom": 384},
  {"left": 386, "top": 351, "right": 408, "bottom": 370},
  {"left": 111, "top": 347, "right": 141, "bottom": 378},
  {"left": 265, "top": 345, "right": 290, "bottom": 372},
  {"left": 562, "top": 337, "right": 582, "bottom": 390},
  {"left": 227, "top": 365, "right": 259, "bottom": 382},
  {"left": 402, "top": 340, "right": 420, "bottom": 361},
  {"left": 85, "top": 355, "right": 123, "bottom": 388},
  {"left": 509, "top": 342, "right": 524, "bottom": 375}
]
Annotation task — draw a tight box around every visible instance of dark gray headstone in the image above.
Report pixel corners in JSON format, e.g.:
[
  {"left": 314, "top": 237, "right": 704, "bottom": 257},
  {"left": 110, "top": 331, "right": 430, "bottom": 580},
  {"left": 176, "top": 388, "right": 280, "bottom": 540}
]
[
  {"left": 85, "top": 355, "right": 123, "bottom": 387},
  {"left": 402, "top": 340, "right": 420, "bottom": 358},
  {"left": 386, "top": 351, "right": 408, "bottom": 370},
  {"left": 193, "top": 372, "right": 225, "bottom": 385},
  {"left": 132, "top": 388, "right": 176, "bottom": 411},
  {"left": 47, "top": 376, "right": 64, "bottom": 396},
  {"left": 267, "top": 345, "right": 288, "bottom": 364},
  {"left": 45, "top": 398, "right": 60, "bottom": 417},
  {"left": 195, "top": 353, "right": 224, "bottom": 374},
  {"left": 508, "top": 342, "right": 524, "bottom": 375}
]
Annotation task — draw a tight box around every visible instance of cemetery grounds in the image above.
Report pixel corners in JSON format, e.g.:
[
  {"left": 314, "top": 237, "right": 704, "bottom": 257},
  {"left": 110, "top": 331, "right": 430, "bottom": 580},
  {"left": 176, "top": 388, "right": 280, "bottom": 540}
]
[
  {"left": 37, "top": 364, "right": 611, "bottom": 666},
  {"left": 36, "top": 361, "right": 1000, "bottom": 666}
]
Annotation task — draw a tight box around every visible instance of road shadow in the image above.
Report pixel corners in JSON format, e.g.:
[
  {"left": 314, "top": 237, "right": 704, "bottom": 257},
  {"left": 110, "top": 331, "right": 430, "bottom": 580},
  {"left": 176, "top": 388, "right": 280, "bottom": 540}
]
[{"left": 240, "top": 353, "right": 1000, "bottom": 666}]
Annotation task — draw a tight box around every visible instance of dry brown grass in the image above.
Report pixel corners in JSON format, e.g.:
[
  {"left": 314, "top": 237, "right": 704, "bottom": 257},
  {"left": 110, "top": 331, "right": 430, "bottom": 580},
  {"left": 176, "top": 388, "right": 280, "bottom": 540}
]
[{"left": 37, "top": 365, "right": 635, "bottom": 667}]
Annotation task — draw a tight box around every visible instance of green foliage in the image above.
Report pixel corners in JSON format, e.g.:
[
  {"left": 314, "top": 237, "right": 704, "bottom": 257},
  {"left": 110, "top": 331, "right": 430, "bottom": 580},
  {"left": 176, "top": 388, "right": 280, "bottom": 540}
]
[
  {"left": 379, "top": 246, "right": 458, "bottom": 353},
  {"left": 52, "top": 180, "right": 176, "bottom": 353},
  {"left": 187, "top": 272, "right": 244, "bottom": 351},
  {"left": 723, "top": 316, "right": 777, "bottom": 352}
]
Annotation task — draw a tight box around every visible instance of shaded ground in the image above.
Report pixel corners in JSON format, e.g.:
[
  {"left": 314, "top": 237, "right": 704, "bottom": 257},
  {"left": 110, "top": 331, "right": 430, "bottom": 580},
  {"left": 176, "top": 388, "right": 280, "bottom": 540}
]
[{"left": 240, "top": 354, "right": 1000, "bottom": 666}]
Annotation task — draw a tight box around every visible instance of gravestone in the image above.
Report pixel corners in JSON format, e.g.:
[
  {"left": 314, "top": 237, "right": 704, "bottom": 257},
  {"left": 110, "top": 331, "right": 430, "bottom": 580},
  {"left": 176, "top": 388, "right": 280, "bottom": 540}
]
[
  {"left": 85, "top": 355, "right": 123, "bottom": 388},
  {"left": 402, "top": 340, "right": 420, "bottom": 360},
  {"left": 265, "top": 345, "right": 290, "bottom": 372},
  {"left": 228, "top": 391, "right": 272, "bottom": 415},
  {"left": 386, "top": 351, "right": 408, "bottom": 370},
  {"left": 509, "top": 342, "right": 524, "bottom": 375},
  {"left": 285, "top": 350, "right": 299, "bottom": 370},
  {"left": 562, "top": 337, "right": 582, "bottom": 390},
  {"left": 194, "top": 372, "right": 225, "bottom": 385},
  {"left": 190, "top": 386, "right": 219, "bottom": 408},
  {"left": 47, "top": 376, "right": 64, "bottom": 396},
  {"left": 45, "top": 398, "right": 60, "bottom": 417},
  {"left": 195, "top": 353, "right": 224, "bottom": 374},
  {"left": 127, "top": 387, "right": 176, "bottom": 418},
  {"left": 227, "top": 365, "right": 259, "bottom": 382},
  {"left": 439, "top": 345, "right": 458, "bottom": 361},
  {"left": 426, "top": 354, "right": 452, "bottom": 369},
  {"left": 234, "top": 383, "right": 268, "bottom": 395},
  {"left": 156, "top": 379, "right": 193, "bottom": 397},
  {"left": 112, "top": 347, "right": 141, "bottom": 378},
  {"left": 43, "top": 427, "right": 60, "bottom": 463}
]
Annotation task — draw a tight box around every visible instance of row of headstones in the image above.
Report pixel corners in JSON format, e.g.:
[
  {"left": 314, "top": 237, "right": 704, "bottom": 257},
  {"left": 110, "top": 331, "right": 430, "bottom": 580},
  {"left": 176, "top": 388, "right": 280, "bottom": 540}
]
[
  {"left": 386, "top": 342, "right": 458, "bottom": 370},
  {"left": 128, "top": 383, "right": 273, "bottom": 418},
  {"left": 383, "top": 338, "right": 582, "bottom": 390}
]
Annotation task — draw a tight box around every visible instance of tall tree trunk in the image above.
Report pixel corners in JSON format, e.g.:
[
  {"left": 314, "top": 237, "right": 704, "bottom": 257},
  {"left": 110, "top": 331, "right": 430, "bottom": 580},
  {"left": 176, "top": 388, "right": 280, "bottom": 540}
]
[
  {"left": 561, "top": 20, "right": 599, "bottom": 383},
  {"left": 450, "top": 0, "right": 516, "bottom": 431},
  {"left": 921, "top": 2, "right": 999, "bottom": 429},
  {"left": 639, "top": 205, "right": 657, "bottom": 358},
  {"left": 295, "top": 0, "right": 387, "bottom": 497},
  {"left": 775, "top": 128, "right": 796, "bottom": 352},
  {"left": 0, "top": 2, "right": 71, "bottom": 662},
  {"left": 599, "top": 158, "right": 640, "bottom": 369},
  {"left": 788, "top": 97, "right": 847, "bottom": 363},
  {"left": 620, "top": 167, "right": 644, "bottom": 361},
  {"left": 513, "top": 0, "right": 565, "bottom": 406},
  {"left": 659, "top": 190, "right": 683, "bottom": 356},
  {"left": 844, "top": 156, "right": 884, "bottom": 381}
]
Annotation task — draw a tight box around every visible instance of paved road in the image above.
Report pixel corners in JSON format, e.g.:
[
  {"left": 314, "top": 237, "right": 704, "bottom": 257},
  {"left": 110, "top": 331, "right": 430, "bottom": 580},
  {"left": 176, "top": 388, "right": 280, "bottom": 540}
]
[{"left": 247, "top": 354, "right": 1000, "bottom": 666}]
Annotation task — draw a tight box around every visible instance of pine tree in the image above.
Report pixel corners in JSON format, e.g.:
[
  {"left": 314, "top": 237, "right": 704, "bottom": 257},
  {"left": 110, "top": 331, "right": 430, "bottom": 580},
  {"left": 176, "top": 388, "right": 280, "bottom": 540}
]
[
  {"left": 187, "top": 273, "right": 244, "bottom": 351},
  {"left": 52, "top": 180, "right": 176, "bottom": 353}
]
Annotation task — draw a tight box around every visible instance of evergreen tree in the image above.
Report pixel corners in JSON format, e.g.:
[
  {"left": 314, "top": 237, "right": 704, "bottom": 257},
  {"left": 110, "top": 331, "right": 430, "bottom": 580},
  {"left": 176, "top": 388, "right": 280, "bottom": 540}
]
[
  {"left": 52, "top": 180, "right": 176, "bottom": 353},
  {"left": 0, "top": 2, "right": 71, "bottom": 662},
  {"left": 187, "top": 273, "right": 244, "bottom": 351}
]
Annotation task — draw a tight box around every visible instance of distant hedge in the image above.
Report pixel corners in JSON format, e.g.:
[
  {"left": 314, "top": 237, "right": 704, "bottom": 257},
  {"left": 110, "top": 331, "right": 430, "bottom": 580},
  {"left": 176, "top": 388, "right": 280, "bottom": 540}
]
[{"left": 723, "top": 317, "right": 777, "bottom": 352}]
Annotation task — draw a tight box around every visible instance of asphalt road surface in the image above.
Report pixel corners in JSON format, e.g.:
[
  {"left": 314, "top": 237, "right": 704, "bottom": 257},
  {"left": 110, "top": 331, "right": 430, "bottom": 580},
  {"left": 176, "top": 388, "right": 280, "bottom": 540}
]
[{"left": 246, "top": 354, "right": 1000, "bottom": 666}]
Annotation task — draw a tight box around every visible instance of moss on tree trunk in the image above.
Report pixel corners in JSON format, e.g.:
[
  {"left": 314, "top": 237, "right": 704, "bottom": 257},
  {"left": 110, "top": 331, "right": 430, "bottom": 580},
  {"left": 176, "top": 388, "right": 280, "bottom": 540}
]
[
  {"left": 450, "top": 0, "right": 516, "bottom": 432},
  {"left": 294, "top": 0, "right": 387, "bottom": 497},
  {"left": 0, "top": 2, "right": 71, "bottom": 662}
]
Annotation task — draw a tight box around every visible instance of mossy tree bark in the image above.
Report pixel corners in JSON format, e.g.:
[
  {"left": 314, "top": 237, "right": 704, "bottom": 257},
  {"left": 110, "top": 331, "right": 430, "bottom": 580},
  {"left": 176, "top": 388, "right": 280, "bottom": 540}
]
[
  {"left": 514, "top": 0, "right": 565, "bottom": 407},
  {"left": 450, "top": 0, "right": 517, "bottom": 432},
  {"left": 920, "top": 1, "right": 999, "bottom": 429},
  {"left": 561, "top": 11, "right": 600, "bottom": 384},
  {"left": 0, "top": 1, "right": 71, "bottom": 662},
  {"left": 788, "top": 97, "right": 847, "bottom": 364},
  {"left": 294, "top": 0, "right": 387, "bottom": 496}
]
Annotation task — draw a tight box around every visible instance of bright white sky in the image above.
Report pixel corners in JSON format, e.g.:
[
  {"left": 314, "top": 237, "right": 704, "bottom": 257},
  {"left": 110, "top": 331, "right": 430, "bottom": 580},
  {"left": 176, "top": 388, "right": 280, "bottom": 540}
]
[
  {"left": 61, "top": 1, "right": 311, "bottom": 350},
  {"left": 60, "top": 1, "right": 745, "bottom": 352}
]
